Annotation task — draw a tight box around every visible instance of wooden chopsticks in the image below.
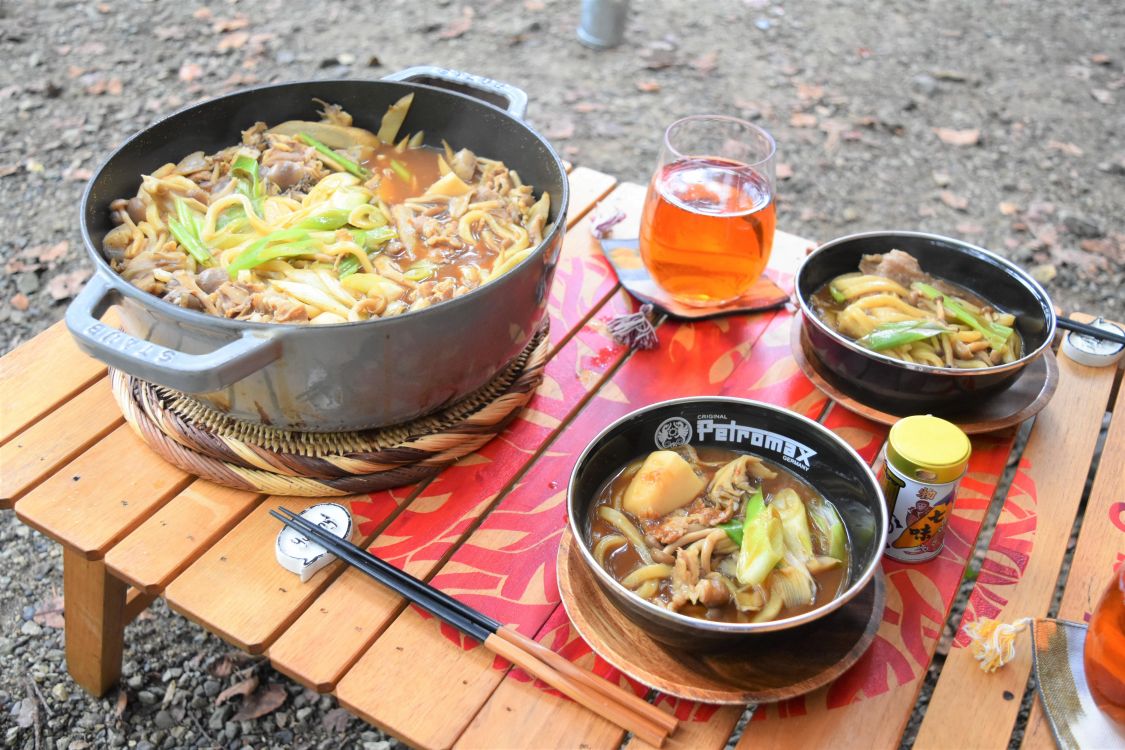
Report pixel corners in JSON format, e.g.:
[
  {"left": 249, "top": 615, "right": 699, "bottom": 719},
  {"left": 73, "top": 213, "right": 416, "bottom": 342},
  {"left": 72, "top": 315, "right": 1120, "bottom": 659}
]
[{"left": 270, "top": 507, "right": 678, "bottom": 747}]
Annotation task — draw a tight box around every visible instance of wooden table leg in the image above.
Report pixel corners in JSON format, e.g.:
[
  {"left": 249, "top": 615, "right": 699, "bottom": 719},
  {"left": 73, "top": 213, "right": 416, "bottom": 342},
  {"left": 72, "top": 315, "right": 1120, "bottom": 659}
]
[{"left": 63, "top": 547, "right": 126, "bottom": 697}]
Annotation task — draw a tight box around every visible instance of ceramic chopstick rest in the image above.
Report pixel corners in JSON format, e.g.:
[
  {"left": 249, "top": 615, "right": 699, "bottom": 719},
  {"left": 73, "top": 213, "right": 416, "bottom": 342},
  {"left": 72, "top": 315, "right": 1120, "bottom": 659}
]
[{"left": 275, "top": 503, "right": 353, "bottom": 582}]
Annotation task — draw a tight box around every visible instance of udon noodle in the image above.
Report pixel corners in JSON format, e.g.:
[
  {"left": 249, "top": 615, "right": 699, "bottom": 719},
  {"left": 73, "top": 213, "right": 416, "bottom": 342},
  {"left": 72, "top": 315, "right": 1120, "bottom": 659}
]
[
  {"left": 812, "top": 250, "right": 1022, "bottom": 368},
  {"left": 103, "top": 98, "right": 550, "bottom": 324},
  {"left": 587, "top": 446, "right": 850, "bottom": 624}
]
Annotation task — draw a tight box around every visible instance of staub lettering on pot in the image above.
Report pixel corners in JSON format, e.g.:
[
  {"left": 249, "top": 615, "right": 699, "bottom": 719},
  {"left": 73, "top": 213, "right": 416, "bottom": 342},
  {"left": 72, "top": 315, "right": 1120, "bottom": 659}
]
[
  {"left": 84, "top": 323, "right": 175, "bottom": 363},
  {"left": 696, "top": 418, "right": 817, "bottom": 469}
]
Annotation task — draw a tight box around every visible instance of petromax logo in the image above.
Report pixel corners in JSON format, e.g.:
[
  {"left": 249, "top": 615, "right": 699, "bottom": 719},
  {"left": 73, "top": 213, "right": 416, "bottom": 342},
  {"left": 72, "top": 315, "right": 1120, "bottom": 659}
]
[
  {"left": 653, "top": 417, "right": 693, "bottom": 449},
  {"left": 696, "top": 417, "right": 817, "bottom": 470}
]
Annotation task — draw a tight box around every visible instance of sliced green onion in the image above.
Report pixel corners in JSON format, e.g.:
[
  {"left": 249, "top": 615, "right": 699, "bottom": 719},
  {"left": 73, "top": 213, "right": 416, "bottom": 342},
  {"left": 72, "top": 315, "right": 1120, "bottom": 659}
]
[
  {"left": 857, "top": 320, "right": 953, "bottom": 351},
  {"left": 403, "top": 260, "right": 436, "bottom": 282},
  {"left": 336, "top": 226, "right": 397, "bottom": 279},
  {"left": 298, "top": 133, "right": 371, "bottom": 179},
  {"left": 168, "top": 198, "right": 213, "bottom": 266},
  {"left": 297, "top": 209, "right": 351, "bottom": 231},
  {"left": 829, "top": 284, "right": 847, "bottom": 303},
  {"left": 389, "top": 159, "right": 412, "bottom": 182},
  {"left": 913, "top": 282, "right": 1013, "bottom": 350},
  {"left": 227, "top": 228, "right": 312, "bottom": 277},
  {"left": 231, "top": 153, "right": 264, "bottom": 214}
]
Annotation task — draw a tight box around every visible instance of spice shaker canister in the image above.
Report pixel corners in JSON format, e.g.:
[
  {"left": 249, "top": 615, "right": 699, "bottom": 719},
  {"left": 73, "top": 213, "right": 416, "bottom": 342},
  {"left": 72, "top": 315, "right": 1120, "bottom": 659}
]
[{"left": 880, "top": 415, "right": 971, "bottom": 563}]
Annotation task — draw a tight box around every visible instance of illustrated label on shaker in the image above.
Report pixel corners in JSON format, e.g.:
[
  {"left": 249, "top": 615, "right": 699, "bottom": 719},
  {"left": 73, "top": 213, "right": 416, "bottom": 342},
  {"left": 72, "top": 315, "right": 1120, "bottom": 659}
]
[{"left": 880, "top": 415, "right": 971, "bottom": 563}]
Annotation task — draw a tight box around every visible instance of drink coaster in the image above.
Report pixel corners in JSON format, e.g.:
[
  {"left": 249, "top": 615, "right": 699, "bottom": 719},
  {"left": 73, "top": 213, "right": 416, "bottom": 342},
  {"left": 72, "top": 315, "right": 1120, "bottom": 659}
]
[
  {"left": 556, "top": 529, "right": 885, "bottom": 705},
  {"left": 109, "top": 325, "right": 549, "bottom": 497},
  {"left": 790, "top": 319, "right": 1059, "bottom": 434},
  {"left": 599, "top": 238, "right": 790, "bottom": 320}
]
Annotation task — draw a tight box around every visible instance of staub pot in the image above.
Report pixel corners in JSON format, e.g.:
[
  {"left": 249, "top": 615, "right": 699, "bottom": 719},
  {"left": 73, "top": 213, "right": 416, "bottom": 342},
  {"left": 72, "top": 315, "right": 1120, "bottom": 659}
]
[{"left": 67, "top": 68, "right": 569, "bottom": 431}]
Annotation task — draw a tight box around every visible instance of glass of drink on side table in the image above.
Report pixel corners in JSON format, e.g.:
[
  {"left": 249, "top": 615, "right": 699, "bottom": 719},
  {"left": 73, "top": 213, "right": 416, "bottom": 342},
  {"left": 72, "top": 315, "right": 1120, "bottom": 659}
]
[{"left": 639, "top": 115, "right": 777, "bottom": 307}]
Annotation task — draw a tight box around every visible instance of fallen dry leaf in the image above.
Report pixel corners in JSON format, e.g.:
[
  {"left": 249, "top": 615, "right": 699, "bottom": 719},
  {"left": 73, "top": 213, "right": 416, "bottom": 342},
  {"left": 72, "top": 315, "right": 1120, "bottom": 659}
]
[
  {"left": 934, "top": 127, "right": 980, "bottom": 146},
  {"left": 36, "top": 241, "right": 69, "bottom": 264},
  {"left": 97, "top": 3, "right": 110, "bottom": 12},
  {"left": 209, "top": 656, "right": 234, "bottom": 678},
  {"left": 955, "top": 222, "right": 984, "bottom": 235},
  {"left": 690, "top": 51, "right": 719, "bottom": 74},
  {"left": 524, "top": 0, "right": 545, "bottom": 9},
  {"left": 998, "top": 201, "right": 1020, "bottom": 216},
  {"left": 789, "top": 112, "right": 817, "bottom": 128},
  {"left": 179, "top": 63, "right": 203, "bottom": 82},
  {"left": 11, "top": 294, "right": 29, "bottom": 312},
  {"left": 776, "top": 163, "right": 793, "bottom": 180},
  {"left": 322, "top": 707, "right": 352, "bottom": 733},
  {"left": 0, "top": 165, "right": 19, "bottom": 178},
  {"left": 217, "top": 31, "right": 250, "bottom": 51},
  {"left": 571, "top": 101, "right": 603, "bottom": 113},
  {"left": 114, "top": 690, "right": 127, "bottom": 720},
  {"left": 153, "top": 26, "right": 184, "bottom": 41},
  {"left": 67, "top": 65, "right": 85, "bottom": 79},
  {"left": 796, "top": 82, "right": 824, "bottom": 102},
  {"left": 438, "top": 7, "right": 474, "bottom": 39},
  {"left": 64, "top": 168, "right": 93, "bottom": 182},
  {"left": 46, "top": 270, "right": 91, "bottom": 301},
  {"left": 939, "top": 190, "right": 969, "bottom": 211},
  {"left": 1047, "top": 140, "right": 1083, "bottom": 157},
  {"left": 544, "top": 119, "right": 576, "bottom": 140},
  {"left": 1080, "top": 235, "right": 1125, "bottom": 264},
  {"left": 1030, "top": 264, "right": 1057, "bottom": 283},
  {"left": 192, "top": 7, "right": 213, "bottom": 21},
  {"left": 635, "top": 80, "right": 661, "bottom": 93},
  {"left": 106, "top": 78, "right": 123, "bottom": 96},
  {"left": 642, "top": 48, "right": 677, "bottom": 70},
  {"left": 1090, "top": 53, "right": 1111, "bottom": 65},
  {"left": 215, "top": 675, "right": 258, "bottom": 705},
  {"left": 231, "top": 683, "right": 286, "bottom": 722},
  {"left": 32, "top": 596, "right": 64, "bottom": 628},
  {"left": 212, "top": 16, "right": 249, "bottom": 33}
]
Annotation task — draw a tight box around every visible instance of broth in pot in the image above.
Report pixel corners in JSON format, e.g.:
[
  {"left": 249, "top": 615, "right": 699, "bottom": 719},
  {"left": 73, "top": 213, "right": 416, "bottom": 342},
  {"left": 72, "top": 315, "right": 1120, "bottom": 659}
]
[{"left": 586, "top": 446, "right": 850, "bottom": 624}]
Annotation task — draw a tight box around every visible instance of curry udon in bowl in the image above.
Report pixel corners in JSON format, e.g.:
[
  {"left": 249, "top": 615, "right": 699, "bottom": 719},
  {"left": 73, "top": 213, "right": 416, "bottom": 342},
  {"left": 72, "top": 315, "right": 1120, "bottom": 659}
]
[{"left": 568, "top": 398, "right": 886, "bottom": 650}]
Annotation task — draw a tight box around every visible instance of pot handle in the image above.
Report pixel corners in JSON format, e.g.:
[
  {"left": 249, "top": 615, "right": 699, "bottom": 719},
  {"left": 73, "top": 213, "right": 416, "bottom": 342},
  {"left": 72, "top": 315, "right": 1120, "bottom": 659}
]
[
  {"left": 381, "top": 66, "right": 529, "bottom": 120},
  {"left": 65, "top": 273, "right": 282, "bottom": 393}
]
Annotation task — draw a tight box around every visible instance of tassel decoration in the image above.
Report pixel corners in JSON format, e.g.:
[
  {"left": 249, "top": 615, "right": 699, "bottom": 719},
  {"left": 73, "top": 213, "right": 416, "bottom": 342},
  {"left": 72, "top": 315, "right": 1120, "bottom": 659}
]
[{"left": 607, "top": 303, "right": 658, "bottom": 350}]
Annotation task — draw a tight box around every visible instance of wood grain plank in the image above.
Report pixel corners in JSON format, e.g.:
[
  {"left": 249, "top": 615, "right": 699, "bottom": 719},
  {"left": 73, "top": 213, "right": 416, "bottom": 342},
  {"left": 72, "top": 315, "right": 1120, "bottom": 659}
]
[
  {"left": 1022, "top": 372, "right": 1125, "bottom": 749},
  {"left": 0, "top": 319, "right": 107, "bottom": 445},
  {"left": 1, "top": 378, "right": 123, "bottom": 508},
  {"left": 15, "top": 424, "right": 194, "bottom": 558},
  {"left": 164, "top": 489, "right": 409, "bottom": 653},
  {"left": 914, "top": 316, "right": 1118, "bottom": 750},
  {"left": 104, "top": 481, "right": 262, "bottom": 594}
]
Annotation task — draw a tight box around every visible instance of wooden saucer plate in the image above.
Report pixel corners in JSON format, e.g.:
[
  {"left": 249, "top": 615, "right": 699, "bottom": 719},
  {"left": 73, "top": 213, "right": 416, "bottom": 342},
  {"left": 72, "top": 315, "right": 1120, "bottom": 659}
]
[
  {"left": 556, "top": 529, "right": 885, "bottom": 705},
  {"left": 790, "top": 318, "right": 1059, "bottom": 434}
]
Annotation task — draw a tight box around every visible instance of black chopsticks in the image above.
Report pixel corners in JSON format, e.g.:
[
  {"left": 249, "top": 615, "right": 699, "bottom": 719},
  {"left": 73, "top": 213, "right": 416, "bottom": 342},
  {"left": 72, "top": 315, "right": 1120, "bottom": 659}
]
[
  {"left": 1056, "top": 317, "right": 1125, "bottom": 347},
  {"left": 270, "top": 507, "right": 677, "bottom": 746}
]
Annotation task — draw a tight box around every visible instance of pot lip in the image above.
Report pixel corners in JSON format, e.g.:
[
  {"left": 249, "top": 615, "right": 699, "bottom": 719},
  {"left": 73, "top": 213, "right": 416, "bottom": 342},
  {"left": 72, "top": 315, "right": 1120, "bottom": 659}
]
[
  {"left": 566, "top": 396, "right": 887, "bottom": 636},
  {"left": 78, "top": 77, "right": 570, "bottom": 333},
  {"left": 795, "top": 229, "right": 1057, "bottom": 378}
]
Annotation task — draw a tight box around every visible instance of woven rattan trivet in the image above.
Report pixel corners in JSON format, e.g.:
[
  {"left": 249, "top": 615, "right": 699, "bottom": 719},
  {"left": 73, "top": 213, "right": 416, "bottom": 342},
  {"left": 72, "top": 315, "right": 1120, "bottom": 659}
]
[{"left": 110, "top": 325, "right": 549, "bottom": 497}]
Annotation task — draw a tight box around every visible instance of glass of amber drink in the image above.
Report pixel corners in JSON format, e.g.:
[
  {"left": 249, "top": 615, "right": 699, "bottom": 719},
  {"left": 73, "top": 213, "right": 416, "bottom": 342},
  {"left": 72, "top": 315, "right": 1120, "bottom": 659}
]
[
  {"left": 639, "top": 115, "right": 776, "bottom": 307},
  {"left": 1084, "top": 566, "right": 1125, "bottom": 726}
]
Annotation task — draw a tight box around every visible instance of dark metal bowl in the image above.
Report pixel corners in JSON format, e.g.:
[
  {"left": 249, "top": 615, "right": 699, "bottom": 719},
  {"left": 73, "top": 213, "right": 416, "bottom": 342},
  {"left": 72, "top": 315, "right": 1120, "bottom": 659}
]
[
  {"left": 566, "top": 397, "right": 887, "bottom": 651},
  {"left": 796, "top": 231, "right": 1056, "bottom": 412}
]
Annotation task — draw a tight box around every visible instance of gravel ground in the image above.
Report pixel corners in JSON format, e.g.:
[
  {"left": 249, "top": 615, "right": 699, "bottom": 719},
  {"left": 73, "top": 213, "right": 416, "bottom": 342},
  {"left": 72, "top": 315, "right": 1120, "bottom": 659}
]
[{"left": 1, "top": 1, "right": 1122, "bottom": 747}]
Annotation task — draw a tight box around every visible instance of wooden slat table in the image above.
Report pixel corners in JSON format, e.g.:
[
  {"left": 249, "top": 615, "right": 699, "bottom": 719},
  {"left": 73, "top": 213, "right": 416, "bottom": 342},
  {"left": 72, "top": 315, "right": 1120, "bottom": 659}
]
[{"left": 2, "top": 164, "right": 1122, "bottom": 749}]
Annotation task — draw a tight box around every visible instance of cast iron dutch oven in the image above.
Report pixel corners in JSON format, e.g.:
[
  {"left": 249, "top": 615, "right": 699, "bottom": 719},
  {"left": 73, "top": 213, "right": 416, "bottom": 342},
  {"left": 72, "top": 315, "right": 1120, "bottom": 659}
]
[
  {"left": 796, "top": 231, "right": 1056, "bottom": 412},
  {"left": 67, "top": 67, "right": 569, "bottom": 432}
]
